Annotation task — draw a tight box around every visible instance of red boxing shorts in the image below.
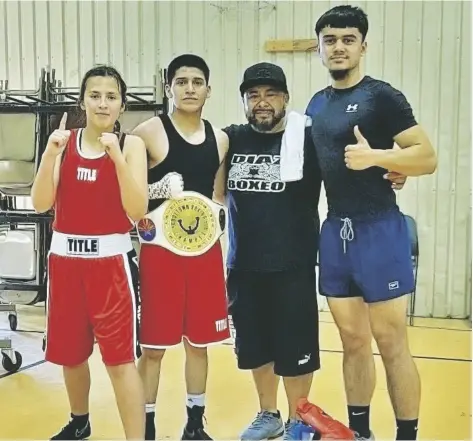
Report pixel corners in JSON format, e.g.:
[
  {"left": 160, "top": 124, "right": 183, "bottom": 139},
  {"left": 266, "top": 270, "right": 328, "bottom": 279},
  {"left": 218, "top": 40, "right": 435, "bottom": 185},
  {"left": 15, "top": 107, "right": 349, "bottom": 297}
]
[
  {"left": 139, "top": 242, "right": 230, "bottom": 348},
  {"left": 44, "top": 232, "right": 140, "bottom": 367}
]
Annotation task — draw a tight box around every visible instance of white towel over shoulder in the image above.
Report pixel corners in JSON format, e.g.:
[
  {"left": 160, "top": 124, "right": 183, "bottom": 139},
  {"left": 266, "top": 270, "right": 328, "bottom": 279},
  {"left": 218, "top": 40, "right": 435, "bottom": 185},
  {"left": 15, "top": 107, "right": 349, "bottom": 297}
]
[{"left": 280, "top": 110, "right": 311, "bottom": 182}]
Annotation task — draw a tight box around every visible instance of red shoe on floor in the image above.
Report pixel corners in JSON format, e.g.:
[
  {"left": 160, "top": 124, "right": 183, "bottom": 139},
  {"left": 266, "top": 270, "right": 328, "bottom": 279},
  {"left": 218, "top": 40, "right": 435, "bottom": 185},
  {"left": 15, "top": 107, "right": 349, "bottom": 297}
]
[{"left": 296, "top": 398, "right": 355, "bottom": 440}]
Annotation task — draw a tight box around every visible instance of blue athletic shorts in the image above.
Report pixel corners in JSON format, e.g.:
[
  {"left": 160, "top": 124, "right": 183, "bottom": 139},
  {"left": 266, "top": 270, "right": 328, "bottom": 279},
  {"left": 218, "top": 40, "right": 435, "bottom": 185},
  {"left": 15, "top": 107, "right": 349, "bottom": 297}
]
[{"left": 318, "top": 209, "right": 415, "bottom": 303}]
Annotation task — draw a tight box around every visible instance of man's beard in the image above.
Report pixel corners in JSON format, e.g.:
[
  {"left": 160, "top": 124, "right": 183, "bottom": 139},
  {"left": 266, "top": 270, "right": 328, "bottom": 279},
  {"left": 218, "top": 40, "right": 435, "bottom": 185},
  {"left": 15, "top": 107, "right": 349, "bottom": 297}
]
[
  {"left": 248, "top": 110, "right": 285, "bottom": 132},
  {"left": 329, "top": 69, "right": 350, "bottom": 80}
]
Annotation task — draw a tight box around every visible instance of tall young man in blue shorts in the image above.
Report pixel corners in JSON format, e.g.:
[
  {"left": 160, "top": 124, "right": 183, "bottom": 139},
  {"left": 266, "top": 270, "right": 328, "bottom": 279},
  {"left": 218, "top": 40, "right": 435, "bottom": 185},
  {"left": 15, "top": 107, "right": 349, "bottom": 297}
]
[{"left": 306, "top": 5, "right": 437, "bottom": 441}]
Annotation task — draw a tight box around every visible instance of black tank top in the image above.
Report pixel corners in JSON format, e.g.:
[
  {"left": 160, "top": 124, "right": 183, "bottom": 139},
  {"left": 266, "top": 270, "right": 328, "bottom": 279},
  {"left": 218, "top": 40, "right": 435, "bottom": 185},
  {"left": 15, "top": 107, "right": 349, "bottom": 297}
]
[{"left": 148, "top": 114, "right": 220, "bottom": 212}]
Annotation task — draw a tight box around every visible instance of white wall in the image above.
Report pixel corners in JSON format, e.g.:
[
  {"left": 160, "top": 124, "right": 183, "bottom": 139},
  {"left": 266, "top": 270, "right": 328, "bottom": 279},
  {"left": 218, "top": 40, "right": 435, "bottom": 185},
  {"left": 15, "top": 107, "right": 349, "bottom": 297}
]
[{"left": 0, "top": 0, "right": 471, "bottom": 318}]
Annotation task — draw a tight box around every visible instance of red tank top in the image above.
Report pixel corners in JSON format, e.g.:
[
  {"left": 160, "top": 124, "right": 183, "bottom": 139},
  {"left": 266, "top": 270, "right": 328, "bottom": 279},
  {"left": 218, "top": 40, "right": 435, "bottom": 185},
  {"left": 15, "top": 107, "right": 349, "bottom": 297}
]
[{"left": 52, "top": 129, "right": 133, "bottom": 235}]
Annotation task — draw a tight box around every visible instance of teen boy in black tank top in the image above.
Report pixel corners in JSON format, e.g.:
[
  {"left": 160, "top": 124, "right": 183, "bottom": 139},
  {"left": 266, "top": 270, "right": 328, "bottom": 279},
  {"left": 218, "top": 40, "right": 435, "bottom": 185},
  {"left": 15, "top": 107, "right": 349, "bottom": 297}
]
[
  {"left": 132, "top": 54, "right": 229, "bottom": 441},
  {"left": 147, "top": 113, "right": 220, "bottom": 212}
]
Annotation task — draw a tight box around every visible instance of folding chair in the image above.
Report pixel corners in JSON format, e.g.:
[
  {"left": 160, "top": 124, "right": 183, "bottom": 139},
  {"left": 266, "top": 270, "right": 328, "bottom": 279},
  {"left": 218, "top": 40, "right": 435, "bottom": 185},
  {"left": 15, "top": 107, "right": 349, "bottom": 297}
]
[
  {"left": 403, "top": 214, "right": 419, "bottom": 326},
  {"left": 0, "top": 73, "right": 49, "bottom": 373}
]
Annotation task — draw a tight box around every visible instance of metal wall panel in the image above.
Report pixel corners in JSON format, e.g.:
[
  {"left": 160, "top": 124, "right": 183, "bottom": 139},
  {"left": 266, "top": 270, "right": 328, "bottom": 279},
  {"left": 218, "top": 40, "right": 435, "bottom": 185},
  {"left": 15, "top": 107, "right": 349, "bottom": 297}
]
[{"left": 0, "top": 0, "right": 470, "bottom": 318}]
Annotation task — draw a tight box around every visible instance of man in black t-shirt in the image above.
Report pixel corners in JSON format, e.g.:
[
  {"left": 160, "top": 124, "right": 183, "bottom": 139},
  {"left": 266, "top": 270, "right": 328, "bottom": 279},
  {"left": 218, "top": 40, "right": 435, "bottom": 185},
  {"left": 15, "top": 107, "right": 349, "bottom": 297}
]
[
  {"left": 214, "top": 62, "right": 322, "bottom": 441},
  {"left": 306, "top": 6, "right": 437, "bottom": 441}
]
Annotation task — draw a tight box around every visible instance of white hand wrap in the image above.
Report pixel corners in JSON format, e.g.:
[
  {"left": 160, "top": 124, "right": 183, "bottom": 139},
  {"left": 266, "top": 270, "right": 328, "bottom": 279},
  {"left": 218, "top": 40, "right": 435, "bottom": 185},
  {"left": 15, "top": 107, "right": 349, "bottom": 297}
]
[{"left": 148, "top": 172, "right": 184, "bottom": 200}]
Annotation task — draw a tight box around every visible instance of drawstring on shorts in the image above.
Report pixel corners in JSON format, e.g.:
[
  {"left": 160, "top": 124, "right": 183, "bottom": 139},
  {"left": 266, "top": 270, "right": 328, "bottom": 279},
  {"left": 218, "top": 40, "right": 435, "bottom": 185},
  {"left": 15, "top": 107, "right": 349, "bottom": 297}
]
[{"left": 339, "top": 218, "right": 354, "bottom": 253}]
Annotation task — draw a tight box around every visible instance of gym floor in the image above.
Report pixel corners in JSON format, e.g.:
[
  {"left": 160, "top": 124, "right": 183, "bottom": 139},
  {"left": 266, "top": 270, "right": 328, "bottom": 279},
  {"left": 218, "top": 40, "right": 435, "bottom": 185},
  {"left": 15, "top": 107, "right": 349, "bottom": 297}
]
[{"left": 0, "top": 304, "right": 471, "bottom": 440}]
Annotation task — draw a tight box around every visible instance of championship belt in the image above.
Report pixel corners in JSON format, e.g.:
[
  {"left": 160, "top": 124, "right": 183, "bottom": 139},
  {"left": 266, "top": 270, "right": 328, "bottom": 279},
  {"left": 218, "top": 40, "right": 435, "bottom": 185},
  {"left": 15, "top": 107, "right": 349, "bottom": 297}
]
[{"left": 136, "top": 191, "right": 227, "bottom": 257}]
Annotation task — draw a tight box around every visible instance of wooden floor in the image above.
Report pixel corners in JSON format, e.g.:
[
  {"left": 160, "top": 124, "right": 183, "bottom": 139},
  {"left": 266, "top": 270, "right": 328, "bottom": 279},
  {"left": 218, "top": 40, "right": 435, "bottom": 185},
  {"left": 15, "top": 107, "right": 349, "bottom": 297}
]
[{"left": 0, "top": 304, "right": 471, "bottom": 440}]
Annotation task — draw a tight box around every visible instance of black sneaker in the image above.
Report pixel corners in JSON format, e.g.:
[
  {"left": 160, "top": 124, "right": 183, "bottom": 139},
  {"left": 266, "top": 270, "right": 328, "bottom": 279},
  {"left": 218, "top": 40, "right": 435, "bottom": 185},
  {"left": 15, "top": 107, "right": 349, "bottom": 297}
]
[
  {"left": 51, "top": 418, "right": 91, "bottom": 440},
  {"left": 181, "top": 406, "right": 212, "bottom": 440}
]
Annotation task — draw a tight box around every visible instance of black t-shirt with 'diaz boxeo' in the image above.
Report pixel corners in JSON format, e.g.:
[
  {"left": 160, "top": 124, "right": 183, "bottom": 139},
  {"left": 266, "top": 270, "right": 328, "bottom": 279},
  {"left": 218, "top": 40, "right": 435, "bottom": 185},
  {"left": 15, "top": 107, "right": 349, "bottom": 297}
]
[{"left": 222, "top": 123, "right": 322, "bottom": 272}]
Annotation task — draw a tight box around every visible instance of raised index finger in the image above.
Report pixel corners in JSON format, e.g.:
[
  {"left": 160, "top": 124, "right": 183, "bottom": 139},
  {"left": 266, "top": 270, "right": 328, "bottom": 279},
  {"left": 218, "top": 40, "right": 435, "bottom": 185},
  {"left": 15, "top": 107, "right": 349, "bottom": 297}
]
[{"left": 59, "top": 112, "right": 68, "bottom": 130}]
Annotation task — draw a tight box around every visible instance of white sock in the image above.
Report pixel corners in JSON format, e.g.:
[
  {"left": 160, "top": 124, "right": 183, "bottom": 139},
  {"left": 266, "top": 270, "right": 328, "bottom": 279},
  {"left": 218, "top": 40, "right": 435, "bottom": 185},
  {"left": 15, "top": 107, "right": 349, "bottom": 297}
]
[
  {"left": 146, "top": 403, "right": 156, "bottom": 414},
  {"left": 187, "top": 393, "right": 205, "bottom": 408}
]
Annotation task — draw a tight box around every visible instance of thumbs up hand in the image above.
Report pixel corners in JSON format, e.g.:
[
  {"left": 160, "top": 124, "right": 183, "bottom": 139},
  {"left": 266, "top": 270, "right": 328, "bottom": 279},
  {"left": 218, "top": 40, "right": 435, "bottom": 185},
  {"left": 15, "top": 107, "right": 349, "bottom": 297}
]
[
  {"left": 344, "top": 125, "right": 375, "bottom": 170},
  {"left": 45, "top": 112, "right": 71, "bottom": 158}
]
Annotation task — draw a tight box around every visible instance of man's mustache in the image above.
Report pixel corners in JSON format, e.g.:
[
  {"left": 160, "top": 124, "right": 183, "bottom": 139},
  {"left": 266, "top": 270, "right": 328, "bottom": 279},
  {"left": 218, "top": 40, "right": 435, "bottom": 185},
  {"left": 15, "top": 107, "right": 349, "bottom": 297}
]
[{"left": 253, "top": 109, "right": 274, "bottom": 115}]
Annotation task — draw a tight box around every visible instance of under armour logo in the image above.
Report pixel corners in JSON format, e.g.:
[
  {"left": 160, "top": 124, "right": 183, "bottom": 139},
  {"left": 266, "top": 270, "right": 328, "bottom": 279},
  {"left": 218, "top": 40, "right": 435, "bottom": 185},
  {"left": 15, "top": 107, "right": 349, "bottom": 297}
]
[{"left": 346, "top": 104, "right": 358, "bottom": 113}]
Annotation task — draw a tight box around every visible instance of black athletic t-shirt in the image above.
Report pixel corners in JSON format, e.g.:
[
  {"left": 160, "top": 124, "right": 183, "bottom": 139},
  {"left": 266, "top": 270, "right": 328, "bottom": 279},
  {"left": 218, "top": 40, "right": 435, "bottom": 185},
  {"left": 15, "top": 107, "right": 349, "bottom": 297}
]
[
  {"left": 222, "top": 124, "right": 321, "bottom": 272},
  {"left": 147, "top": 114, "right": 220, "bottom": 212},
  {"left": 306, "top": 76, "right": 417, "bottom": 218}
]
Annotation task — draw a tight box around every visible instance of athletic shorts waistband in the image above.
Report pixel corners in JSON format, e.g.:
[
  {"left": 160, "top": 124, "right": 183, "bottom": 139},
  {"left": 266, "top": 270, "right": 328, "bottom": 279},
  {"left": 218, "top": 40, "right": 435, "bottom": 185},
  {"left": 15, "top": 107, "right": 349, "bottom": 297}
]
[
  {"left": 326, "top": 207, "right": 401, "bottom": 223},
  {"left": 50, "top": 231, "right": 133, "bottom": 258}
]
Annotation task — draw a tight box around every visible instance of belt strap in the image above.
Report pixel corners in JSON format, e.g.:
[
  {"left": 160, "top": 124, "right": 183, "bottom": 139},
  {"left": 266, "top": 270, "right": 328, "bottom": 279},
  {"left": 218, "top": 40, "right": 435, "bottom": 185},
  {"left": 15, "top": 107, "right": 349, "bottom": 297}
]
[{"left": 50, "top": 232, "right": 133, "bottom": 258}]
